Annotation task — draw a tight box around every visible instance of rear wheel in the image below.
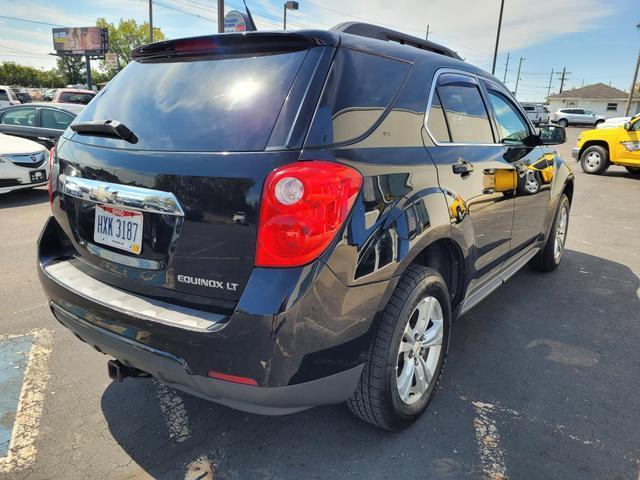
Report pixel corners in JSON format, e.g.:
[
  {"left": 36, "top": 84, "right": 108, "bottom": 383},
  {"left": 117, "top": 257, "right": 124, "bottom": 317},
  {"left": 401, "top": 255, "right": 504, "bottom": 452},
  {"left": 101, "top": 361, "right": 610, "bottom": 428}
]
[
  {"left": 530, "top": 194, "right": 570, "bottom": 272},
  {"left": 557, "top": 118, "right": 568, "bottom": 127},
  {"left": 625, "top": 166, "right": 640, "bottom": 175},
  {"left": 580, "top": 145, "right": 609, "bottom": 174},
  {"left": 347, "top": 265, "right": 451, "bottom": 430}
]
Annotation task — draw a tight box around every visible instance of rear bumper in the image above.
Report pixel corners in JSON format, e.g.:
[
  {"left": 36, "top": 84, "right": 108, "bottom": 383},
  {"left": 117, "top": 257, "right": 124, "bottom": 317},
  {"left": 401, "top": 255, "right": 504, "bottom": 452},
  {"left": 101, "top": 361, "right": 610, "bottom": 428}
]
[
  {"left": 38, "top": 216, "right": 395, "bottom": 414},
  {"left": 50, "top": 302, "right": 363, "bottom": 415},
  {"left": 571, "top": 147, "right": 580, "bottom": 160}
]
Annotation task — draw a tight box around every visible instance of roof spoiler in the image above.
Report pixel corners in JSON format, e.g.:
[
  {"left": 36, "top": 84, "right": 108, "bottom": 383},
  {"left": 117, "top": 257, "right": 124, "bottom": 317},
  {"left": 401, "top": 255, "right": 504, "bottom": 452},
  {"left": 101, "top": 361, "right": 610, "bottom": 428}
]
[{"left": 331, "top": 22, "right": 461, "bottom": 60}]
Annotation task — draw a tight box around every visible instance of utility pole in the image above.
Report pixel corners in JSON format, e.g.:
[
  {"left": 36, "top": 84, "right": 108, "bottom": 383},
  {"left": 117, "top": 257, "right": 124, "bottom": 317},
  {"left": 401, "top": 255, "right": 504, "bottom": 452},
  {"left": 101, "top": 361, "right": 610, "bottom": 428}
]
[
  {"left": 581, "top": 78, "right": 585, "bottom": 88},
  {"left": 148, "top": 0, "right": 154, "bottom": 42},
  {"left": 218, "top": 0, "right": 224, "bottom": 33},
  {"left": 547, "top": 68, "right": 554, "bottom": 97},
  {"left": 556, "top": 67, "right": 570, "bottom": 93},
  {"left": 491, "top": 0, "right": 505, "bottom": 75},
  {"left": 514, "top": 56, "right": 525, "bottom": 97},
  {"left": 625, "top": 49, "right": 640, "bottom": 116},
  {"left": 85, "top": 55, "right": 92, "bottom": 90},
  {"left": 503, "top": 52, "right": 510, "bottom": 83},
  {"left": 425, "top": 24, "right": 430, "bottom": 41}
]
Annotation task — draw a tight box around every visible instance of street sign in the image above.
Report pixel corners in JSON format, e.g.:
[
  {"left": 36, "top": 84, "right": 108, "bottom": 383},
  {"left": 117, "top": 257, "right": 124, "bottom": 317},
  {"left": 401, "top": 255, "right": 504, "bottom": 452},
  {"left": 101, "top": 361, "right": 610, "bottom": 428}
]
[{"left": 105, "top": 52, "right": 118, "bottom": 70}]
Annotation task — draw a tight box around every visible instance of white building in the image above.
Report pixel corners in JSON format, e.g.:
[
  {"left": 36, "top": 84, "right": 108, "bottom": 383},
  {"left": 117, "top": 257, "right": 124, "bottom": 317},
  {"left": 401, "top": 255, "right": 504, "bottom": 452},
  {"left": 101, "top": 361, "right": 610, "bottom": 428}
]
[{"left": 547, "top": 83, "right": 639, "bottom": 118}]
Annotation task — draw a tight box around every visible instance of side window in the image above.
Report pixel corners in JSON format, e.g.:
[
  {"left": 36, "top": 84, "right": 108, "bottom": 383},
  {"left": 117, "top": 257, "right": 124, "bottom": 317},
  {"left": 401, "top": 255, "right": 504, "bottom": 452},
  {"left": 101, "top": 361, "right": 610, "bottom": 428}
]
[
  {"left": 575, "top": 109, "right": 585, "bottom": 115},
  {"left": 487, "top": 91, "right": 530, "bottom": 145},
  {"left": 0, "top": 89, "right": 8, "bottom": 101},
  {"left": 306, "top": 49, "right": 411, "bottom": 146},
  {"left": 433, "top": 73, "right": 494, "bottom": 144},
  {"left": 584, "top": 109, "right": 594, "bottom": 116},
  {"left": 42, "top": 109, "right": 74, "bottom": 130},
  {"left": 1, "top": 108, "right": 36, "bottom": 126},
  {"left": 632, "top": 120, "right": 640, "bottom": 131},
  {"left": 426, "top": 91, "right": 451, "bottom": 142}
]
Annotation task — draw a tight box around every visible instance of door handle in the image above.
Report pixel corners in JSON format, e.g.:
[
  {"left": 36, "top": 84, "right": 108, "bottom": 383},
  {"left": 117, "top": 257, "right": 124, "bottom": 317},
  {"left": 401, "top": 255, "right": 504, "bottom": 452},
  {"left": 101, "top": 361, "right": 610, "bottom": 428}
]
[{"left": 452, "top": 160, "right": 474, "bottom": 176}]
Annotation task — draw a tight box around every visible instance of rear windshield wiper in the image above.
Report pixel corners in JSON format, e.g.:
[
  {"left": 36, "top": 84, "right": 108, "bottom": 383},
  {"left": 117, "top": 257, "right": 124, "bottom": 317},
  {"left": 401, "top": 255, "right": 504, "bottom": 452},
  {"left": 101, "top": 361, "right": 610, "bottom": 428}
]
[{"left": 70, "top": 120, "right": 138, "bottom": 143}]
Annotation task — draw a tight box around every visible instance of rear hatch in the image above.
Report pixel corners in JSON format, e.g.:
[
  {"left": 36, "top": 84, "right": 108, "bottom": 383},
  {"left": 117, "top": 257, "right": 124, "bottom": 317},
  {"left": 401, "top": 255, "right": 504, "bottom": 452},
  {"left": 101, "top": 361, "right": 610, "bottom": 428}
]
[{"left": 52, "top": 32, "right": 336, "bottom": 311}]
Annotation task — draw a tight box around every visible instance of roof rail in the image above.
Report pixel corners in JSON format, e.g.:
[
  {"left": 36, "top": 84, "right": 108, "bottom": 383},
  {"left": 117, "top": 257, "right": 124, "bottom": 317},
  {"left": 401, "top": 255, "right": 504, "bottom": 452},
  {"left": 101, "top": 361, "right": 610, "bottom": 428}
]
[{"left": 331, "top": 22, "right": 461, "bottom": 60}]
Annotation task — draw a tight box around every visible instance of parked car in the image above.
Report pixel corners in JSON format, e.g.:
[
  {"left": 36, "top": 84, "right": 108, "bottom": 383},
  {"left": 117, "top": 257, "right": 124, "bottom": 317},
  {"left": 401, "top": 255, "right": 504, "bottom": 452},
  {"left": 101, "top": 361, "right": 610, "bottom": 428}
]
[
  {"left": 596, "top": 116, "right": 632, "bottom": 129},
  {"left": 38, "top": 23, "right": 573, "bottom": 430},
  {"left": 52, "top": 88, "right": 96, "bottom": 105},
  {"left": 521, "top": 103, "right": 550, "bottom": 126},
  {"left": 0, "top": 103, "right": 84, "bottom": 149},
  {"left": 0, "top": 133, "right": 48, "bottom": 194},
  {"left": 42, "top": 89, "right": 56, "bottom": 102},
  {"left": 550, "top": 108, "right": 605, "bottom": 127},
  {"left": 0, "top": 86, "right": 20, "bottom": 108},
  {"left": 572, "top": 113, "right": 640, "bottom": 175}
]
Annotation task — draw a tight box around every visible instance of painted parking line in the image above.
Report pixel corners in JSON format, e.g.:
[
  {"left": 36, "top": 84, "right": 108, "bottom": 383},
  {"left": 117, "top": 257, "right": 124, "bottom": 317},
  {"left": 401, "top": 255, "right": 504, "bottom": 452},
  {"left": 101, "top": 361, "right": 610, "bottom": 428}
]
[
  {"left": 0, "top": 330, "right": 53, "bottom": 473},
  {"left": 472, "top": 401, "right": 508, "bottom": 480},
  {"left": 154, "top": 380, "right": 192, "bottom": 444}
]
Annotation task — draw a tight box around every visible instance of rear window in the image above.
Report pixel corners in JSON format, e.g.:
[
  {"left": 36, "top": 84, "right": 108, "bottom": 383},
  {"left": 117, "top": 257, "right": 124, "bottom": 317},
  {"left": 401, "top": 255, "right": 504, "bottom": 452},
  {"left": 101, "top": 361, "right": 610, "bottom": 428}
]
[
  {"left": 72, "top": 50, "right": 308, "bottom": 151},
  {"left": 59, "top": 92, "right": 95, "bottom": 104},
  {"left": 522, "top": 106, "right": 535, "bottom": 111}
]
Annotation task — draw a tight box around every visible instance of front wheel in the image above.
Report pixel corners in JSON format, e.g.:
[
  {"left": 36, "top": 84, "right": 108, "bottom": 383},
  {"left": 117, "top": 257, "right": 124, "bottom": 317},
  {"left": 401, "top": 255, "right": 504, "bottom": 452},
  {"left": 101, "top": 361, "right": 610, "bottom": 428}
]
[
  {"left": 530, "top": 194, "right": 570, "bottom": 272},
  {"left": 580, "top": 145, "right": 609, "bottom": 174},
  {"left": 348, "top": 265, "right": 451, "bottom": 430},
  {"left": 625, "top": 166, "right": 640, "bottom": 175}
]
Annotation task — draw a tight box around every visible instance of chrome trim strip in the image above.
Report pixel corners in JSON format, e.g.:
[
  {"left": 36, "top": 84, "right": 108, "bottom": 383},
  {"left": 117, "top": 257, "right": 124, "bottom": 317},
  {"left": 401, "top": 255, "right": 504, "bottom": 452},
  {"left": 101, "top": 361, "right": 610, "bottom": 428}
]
[
  {"left": 499, "top": 247, "right": 539, "bottom": 283},
  {"left": 61, "top": 176, "right": 184, "bottom": 216},
  {"left": 85, "top": 242, "right": 164, "bottom": 270},
  {"left": 460, "top": 276, "right": 502, "bottom": 316},
  {"left": 44, "top": 260, "right": 225, "bottom": 332}
]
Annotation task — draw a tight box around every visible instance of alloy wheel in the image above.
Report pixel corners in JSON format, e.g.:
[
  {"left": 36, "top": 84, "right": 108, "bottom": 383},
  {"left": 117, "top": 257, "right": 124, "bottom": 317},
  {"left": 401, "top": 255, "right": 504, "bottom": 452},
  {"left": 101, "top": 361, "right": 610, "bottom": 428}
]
[
  {"left": 554, "top": 204, "right": 568, "bottom": 261},
  {"left": 396, "top": 296, "right": 444, "bottom": 405}
]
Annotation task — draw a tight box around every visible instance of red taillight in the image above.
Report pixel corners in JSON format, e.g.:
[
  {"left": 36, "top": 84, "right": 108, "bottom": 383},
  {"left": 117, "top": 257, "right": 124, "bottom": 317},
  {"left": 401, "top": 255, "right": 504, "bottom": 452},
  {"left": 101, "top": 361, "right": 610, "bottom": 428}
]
[
  {"left": 207, "top": 371, "right": 258, "bottom": 386},
  {"left": 47, "top": 147, "right": 55, "bottom": 209},
  {"left": 256, "top": 161, "right": 362, "bottom": 267},
  {"left": 174, "top": 38, "right": 217, "bottom": 53}
]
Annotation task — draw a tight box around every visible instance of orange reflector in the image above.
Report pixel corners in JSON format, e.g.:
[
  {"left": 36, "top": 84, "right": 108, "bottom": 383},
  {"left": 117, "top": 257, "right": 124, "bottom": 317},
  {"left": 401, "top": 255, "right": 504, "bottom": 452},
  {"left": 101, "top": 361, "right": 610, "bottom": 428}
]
[{"left": 207, "top": 370, "right": 258, "bottom": 386}]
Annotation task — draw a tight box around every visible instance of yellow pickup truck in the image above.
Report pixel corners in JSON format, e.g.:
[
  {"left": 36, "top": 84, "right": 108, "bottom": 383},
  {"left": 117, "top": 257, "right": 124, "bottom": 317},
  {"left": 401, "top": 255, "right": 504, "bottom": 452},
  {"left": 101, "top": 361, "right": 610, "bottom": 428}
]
[{"left": 572, "top": 114, "right": 640, "bottom": 175}]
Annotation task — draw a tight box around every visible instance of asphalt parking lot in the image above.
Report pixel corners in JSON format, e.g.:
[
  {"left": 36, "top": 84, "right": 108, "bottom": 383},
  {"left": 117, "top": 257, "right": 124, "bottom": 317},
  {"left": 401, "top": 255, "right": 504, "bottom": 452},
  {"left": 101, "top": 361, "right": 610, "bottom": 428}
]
[{"left": 0, "top": 127, "right": 638, "bottom": 480}]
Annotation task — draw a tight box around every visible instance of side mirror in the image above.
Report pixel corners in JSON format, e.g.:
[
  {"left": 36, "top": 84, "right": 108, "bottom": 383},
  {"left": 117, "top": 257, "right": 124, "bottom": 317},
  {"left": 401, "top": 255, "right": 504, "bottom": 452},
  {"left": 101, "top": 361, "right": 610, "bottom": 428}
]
[
  {"left": 538, "top": 124, "right": 566, "bottom": 145},
  {"left": 624, "top": 122, "right": 631, "bottom": 131}
]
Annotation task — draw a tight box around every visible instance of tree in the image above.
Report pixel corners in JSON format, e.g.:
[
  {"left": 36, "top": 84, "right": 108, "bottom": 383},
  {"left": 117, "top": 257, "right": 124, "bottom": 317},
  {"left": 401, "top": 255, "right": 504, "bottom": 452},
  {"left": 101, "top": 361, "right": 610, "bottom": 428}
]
[
  {"left": 96, "top": 18, "right": 165, "bottom": 70},
  {"left": 0, "top": 63, "right": 64, "bottom": 87},
  {"left": 56, "top": 56, "right": 85, "bottom": 85}
]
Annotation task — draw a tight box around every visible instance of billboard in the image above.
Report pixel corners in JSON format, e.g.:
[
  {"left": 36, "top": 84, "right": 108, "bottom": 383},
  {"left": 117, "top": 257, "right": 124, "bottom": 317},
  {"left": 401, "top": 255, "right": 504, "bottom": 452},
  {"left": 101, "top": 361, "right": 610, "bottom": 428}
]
[{"left": 52, "top": 27, "right": 109, "bottom": 55}]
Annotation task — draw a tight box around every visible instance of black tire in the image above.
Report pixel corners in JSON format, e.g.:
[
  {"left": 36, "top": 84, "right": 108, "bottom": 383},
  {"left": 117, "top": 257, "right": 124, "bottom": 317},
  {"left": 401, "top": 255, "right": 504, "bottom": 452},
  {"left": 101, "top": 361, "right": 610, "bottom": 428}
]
[
  {"left": 625, "top": 166, "right": 640, "bottom": 175},
  {"left": 557, "top": 118, "right": 568, "bottom": 127},
  {"left": 580, "top": 145, "right": 609, "bottom": 175},
  {"left": 347, "top": 264, "right": 451, "bottom": 430},
  {"left": 595, "top": 119, "right": 604, "bottom": 126},
  {"left": 530, "top": 194, "right": 570, "bottom": 272}
]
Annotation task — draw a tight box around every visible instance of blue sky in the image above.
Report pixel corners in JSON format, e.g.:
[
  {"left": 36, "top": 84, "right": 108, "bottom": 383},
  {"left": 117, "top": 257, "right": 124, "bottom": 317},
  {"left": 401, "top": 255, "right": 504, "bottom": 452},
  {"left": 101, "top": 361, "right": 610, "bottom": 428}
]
[{"left": 0, "top": 0, "right": 638, "bottom": 102}]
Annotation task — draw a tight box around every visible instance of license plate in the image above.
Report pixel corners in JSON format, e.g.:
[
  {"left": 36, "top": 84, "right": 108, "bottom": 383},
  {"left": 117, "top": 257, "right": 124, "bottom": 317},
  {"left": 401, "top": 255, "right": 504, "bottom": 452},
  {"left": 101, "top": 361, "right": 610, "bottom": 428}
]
[
  {"left": 30, "top": 170, "right": 46, "bottom": 183},
  {"left": 94, "top": 205, "right": 143, "bottom": 254}
]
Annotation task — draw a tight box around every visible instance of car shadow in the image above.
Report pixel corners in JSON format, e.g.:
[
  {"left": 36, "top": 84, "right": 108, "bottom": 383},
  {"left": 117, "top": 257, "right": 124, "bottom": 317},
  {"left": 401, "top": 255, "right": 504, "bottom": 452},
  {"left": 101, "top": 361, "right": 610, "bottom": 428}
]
[
  {"left": 0, "top": 187, "right": 48, "bottom": 209},
  {"left": 100, "top": 249, "right": 640, "bottom": 480}
]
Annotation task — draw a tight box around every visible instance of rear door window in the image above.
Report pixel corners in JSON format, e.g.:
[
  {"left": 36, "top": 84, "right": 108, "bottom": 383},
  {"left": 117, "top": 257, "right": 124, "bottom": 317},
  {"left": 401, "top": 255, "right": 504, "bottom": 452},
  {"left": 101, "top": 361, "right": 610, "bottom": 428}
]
[
  {"left": 72, "top": 50, "right": 308, "bottom": 151},
  {"left": 305, "top": 48, "right": 411, "bottom": 146},
  {"left": 1, "top": 107, "right": 36, "bottom": 126},
  {"left": 429, "top": 73, "right": 494, "bottom": 144},
  {"left": 42, "top": 109, "right": 74, "bottom": 130}
]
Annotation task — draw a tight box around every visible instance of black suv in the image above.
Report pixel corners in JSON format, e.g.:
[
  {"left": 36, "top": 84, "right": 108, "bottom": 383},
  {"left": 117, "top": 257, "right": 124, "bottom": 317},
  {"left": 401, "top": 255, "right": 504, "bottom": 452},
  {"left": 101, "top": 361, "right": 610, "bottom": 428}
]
[{"left": 38, "top": 23, "right": 573, "bottom": 430}]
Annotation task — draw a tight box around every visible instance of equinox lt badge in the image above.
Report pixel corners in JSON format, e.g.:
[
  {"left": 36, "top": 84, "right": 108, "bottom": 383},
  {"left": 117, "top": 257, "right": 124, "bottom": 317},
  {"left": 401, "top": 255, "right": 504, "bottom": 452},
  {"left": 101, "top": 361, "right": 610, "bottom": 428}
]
[{"left": 177, "top": 274, "right": 239, "bottom": 292}]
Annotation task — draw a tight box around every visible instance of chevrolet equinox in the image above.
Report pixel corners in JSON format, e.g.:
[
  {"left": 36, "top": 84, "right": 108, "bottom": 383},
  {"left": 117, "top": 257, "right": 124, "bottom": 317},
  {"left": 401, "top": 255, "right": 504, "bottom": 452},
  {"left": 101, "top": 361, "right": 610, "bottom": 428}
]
[{"left": 37, "top": 23, "right": 573, "bottom": 430}]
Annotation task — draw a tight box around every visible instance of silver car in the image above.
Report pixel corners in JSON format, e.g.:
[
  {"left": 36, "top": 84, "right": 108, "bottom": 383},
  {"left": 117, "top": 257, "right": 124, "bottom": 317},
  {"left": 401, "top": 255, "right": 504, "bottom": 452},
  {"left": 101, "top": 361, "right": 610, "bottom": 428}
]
[{"left": 550, "top": 108, "right": 606, "bottom": 127}]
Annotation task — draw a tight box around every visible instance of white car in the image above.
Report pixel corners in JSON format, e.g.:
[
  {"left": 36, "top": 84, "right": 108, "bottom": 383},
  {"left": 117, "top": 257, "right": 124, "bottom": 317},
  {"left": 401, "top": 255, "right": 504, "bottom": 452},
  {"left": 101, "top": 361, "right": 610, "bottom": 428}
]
[
  {"left": 0, "top": 86, "right": 21, "bottom": 108},
  {"left": 0, "top": 133, "right": 49, "bottom": 194},
  {"left": 521, "top": 104, "right": 550, "bottom": 126},
  {"left": 596, "top": 116, "right": 631, "bottom": 129}
]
